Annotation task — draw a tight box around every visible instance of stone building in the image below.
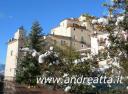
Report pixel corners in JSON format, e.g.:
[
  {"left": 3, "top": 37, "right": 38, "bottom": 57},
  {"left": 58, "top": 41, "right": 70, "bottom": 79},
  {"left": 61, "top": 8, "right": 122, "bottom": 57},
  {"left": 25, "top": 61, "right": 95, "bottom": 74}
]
[
  {"left": 50, "top": 15, "right": 93, "bottom": 51},
  {"left": 4, "top": 27, "right": 25, "bottom": 81},
  {"left": 49, "top": 15, "right": 113, "bottom": 56}
]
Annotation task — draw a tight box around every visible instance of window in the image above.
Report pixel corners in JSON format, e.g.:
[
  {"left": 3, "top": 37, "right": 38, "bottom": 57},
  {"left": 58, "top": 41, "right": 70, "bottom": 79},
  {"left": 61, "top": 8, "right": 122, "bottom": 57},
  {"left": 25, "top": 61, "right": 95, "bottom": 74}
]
[
  {"left": 61, "top": 40, "right": 66, "bottom": 45},
  {"left": 81, "top": 36, "right": 84, "bottom": 43},
  {"left": 74, "top": 28, "right": 75, "bottom": 31},
  {"left": 63, "top": 41, "right": 66, "bottom": 45},
  {"left": 10, "top": 50, "right": 13, "bottom": 56},
  {"left": 81, "top": 44, "right": 84, "bottom": 48}
]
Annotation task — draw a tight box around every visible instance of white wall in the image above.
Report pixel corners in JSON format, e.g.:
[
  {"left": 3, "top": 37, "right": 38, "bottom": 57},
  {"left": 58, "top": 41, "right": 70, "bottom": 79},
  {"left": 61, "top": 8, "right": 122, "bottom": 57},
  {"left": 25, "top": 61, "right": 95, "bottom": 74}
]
[
  {"left": 4, "top": 29, "right": 25, "bottom": 81},
  {"left": 91, "top": 37, "right": 99, "bottom": 55},
  {"left": 51, "top": 26, "right": 72, "bottom": 37},
  {"left": 4, "top": 40, "right": 18, "bottom": 80}
]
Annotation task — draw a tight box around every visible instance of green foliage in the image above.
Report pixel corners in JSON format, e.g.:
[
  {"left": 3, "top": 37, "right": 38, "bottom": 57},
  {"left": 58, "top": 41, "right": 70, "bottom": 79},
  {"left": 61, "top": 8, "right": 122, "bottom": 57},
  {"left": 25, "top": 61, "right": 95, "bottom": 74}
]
[
  {"left": 16, "top": 53, "right": 41, "bottom": 85},
  {"left": 29, "top": 21, "right": 43, "bottom": 52},
  {"left": 16, "top": 21, "right": 43, "bottom": 86},
  {"left": 69, "top": 60, "right": 91, "bottom": 76},
  {"left": 53, "top": 45, "right": 80, "bottom": 63},
  {"left": 120, "top": 58, "right": 128, "bottom": 75}
]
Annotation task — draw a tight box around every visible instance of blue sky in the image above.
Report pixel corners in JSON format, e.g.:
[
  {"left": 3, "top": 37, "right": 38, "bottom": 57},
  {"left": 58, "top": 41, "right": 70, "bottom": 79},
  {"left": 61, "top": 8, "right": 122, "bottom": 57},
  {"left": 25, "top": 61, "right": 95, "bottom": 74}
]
[{"left": 0, "top": 0, "right": 110, "bottom": 64}]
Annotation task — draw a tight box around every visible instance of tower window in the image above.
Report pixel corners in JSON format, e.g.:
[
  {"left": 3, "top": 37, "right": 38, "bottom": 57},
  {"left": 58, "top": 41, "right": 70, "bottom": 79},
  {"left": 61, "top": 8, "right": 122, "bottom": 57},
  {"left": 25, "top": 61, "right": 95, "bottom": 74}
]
[
  {"left": 81, "top": 36, "right": 84, "bottom": 43},
  {"left": 11, "top": 50, "right": 13, "bottom": 56}
]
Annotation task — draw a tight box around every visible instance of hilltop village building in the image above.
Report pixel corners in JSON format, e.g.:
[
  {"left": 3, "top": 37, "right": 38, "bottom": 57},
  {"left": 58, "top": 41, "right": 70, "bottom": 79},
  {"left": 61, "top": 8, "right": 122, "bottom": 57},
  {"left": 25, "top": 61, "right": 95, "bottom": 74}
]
[
  {"left": 50, "top": 15, "right": 109, "bottom": 54},
  {"left": 50, "top": 15, "right": 92, "bottom": 50},
  {"left": 4, "top": 15, "right": 110, "bottom": 81},
  {"left": 4, "top": 27, "right": 25, "bottom": 81}
]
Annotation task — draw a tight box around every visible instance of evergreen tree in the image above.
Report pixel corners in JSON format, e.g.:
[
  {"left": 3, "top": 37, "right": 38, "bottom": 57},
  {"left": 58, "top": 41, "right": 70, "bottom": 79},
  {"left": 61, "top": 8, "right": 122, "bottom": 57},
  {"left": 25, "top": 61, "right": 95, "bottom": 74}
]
[
  {"left": 16, "top": 21, "right": 43, "bottom": 86},
  {"left": 16, "top": 53, "right": 40, "bottom": 86},
  {"left": 29, "top": 21, "right": 43, "bottom": 52}
]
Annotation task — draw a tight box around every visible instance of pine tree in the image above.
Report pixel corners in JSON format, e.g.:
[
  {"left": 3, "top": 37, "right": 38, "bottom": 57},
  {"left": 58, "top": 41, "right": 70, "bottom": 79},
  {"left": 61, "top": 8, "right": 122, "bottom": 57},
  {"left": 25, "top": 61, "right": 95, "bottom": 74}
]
[
  {"left": 16, "top": 21, "right": 43, "bottom": 86},
  {"left": 16, "top": 53, "right": 40, "bottom": 86},
  {"left": 29, "top": 21, "right": 43, "bottom": 52}
]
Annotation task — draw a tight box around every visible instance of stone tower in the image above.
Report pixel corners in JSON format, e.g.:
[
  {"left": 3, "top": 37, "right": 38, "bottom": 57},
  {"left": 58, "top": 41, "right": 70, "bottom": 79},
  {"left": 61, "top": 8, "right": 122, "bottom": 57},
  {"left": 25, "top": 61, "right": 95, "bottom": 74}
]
[{"left": 4, "top": 27, "right": 25, "bottom": 81}]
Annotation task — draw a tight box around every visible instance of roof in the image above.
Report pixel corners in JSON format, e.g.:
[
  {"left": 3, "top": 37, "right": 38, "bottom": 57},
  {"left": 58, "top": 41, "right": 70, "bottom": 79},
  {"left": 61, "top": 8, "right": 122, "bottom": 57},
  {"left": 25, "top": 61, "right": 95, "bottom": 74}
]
[{"left": 49, "top": 34, "right": 71, "bottom": 40}]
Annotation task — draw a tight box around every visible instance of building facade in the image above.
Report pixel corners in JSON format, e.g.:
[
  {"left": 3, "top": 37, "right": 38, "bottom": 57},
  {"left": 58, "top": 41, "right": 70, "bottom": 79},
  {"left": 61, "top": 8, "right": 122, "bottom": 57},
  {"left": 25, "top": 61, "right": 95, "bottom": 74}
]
[
  {"left": 50, "top": 15, "right": 112, "bottom": 55},
  {"left": 50, "top": 15, "right": 93, "bottom": 50},
  {"left": 4, "top": 27, "right": 25, "bottom": 81}
]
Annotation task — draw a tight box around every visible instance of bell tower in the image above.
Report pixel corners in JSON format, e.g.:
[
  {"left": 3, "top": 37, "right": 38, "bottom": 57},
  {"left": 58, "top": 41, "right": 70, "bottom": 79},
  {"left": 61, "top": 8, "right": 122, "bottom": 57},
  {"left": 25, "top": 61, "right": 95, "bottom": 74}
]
[{"left": 4, "top": 26, "right": 25, "bottom": 81}]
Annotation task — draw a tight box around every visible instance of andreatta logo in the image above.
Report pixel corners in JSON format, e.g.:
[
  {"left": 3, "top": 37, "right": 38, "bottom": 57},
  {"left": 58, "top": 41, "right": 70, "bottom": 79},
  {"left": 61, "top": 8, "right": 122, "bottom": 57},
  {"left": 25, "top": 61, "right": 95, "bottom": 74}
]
[{"left": 37, "top": 75, "right": 123, "bottom": 85}]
